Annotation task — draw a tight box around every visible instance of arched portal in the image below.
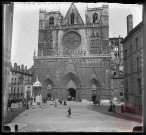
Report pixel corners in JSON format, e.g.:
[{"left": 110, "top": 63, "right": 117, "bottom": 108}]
[
  {"left": 59, "top": 72, "right": 81, "bottom": 101},
  {"left": 91, "top": 84, "right": 97, "bottom": 101},
  {"left": 67, "top": 80, "right": 76, "bottom": 101},
  {"left": 43, "top": 78, "right": 54, "bottom": 99},
  {"left": 88, "top": 78, "right": 101, "bottom": 101}
]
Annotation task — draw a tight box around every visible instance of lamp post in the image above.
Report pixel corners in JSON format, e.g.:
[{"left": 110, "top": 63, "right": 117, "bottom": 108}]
[{"left": 80, "top": 84, "right": 82, "bottom": 102}]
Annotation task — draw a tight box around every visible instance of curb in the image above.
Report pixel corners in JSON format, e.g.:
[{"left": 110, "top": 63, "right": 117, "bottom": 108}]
[{"left": 115, "top": 111, "right": 142, "bottom": 122}]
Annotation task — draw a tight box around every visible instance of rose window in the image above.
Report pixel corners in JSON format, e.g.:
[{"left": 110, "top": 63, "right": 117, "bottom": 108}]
[{"left": 62, "top": 31, "right": 81, "bottom": 50}]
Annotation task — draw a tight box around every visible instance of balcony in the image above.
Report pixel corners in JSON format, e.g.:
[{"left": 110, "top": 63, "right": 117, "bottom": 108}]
[
  {"left": 33, "top": 54, "right": 112, "bottom": 60},
  {"left": 44, "top": 23, "right": 102, "bottom": 30}
]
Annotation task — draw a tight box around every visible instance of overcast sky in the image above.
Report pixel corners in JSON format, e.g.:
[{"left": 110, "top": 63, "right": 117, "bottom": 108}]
[{"left": 11, "top": 2, "right": 143, "bottom": 69}]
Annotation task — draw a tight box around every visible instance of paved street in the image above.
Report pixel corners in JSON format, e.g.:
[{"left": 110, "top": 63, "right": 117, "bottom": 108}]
[
  {"left": 3, "top": 102, "right": 25, "bottom": 124},
  {"left": 6, "top": 101, "right": 142, "bottom": 132}
]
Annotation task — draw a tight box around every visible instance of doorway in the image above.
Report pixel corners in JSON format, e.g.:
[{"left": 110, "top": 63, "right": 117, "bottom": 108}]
[
  {"left": 92, "top": 95, "right": 96, "bottom": 102},
  {"left": 47, "top": 93, "right": 51, "bottom": 100},
  {"left": 68, "top": 88, "right": 76, "bottom": 101}
]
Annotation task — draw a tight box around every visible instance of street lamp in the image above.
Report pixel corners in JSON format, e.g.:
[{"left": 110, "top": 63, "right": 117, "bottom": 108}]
[
  {"left": 98, "top": 83, "right": 102, "bottom": 105},
  {"left": 80, "top": 84, "right": 82, "bottom": 102}
]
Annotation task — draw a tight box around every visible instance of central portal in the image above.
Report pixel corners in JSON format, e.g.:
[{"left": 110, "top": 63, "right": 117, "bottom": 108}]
[{"left": 68, "top": 88, "right": 76, "bottom": 101}]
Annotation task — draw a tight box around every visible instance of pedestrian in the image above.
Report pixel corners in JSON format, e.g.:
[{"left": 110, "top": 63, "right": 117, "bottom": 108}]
[
  {"left": 110, "top": 100, "right": 113, "bottom": 106},
  {"left": 112, "top": 104, "right": 115, "bottom": 112},
  {"left": 67, "top": 107, "right": 71, "bottom": 118},
  {"left": 7, "top": 98, "right": 13, "bottom": 112},
  {"left": 64, "top": 100, "right": 66, "bottom": 106},
  {"left": 55, "top": 99, "right": 57, "bottom": 107},
  {"left": 121, "top": 104, "right": 124, "bottom": 113},
  {"left": 22, "top": 99, "right": 25, "bottom": 108}
]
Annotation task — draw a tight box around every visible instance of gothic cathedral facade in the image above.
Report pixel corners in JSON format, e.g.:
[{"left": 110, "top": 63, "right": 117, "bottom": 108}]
[{"left": 32, "top": 3, "right": 112, "bottom": 101}]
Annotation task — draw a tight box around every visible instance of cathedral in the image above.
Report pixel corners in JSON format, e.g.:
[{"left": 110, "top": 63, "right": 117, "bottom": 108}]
[{"left": 32, "top": 3, "right": 112, "bottom": 101}]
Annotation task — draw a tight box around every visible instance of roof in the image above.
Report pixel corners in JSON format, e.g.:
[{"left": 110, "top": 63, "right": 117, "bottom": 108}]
[
  {"left": 121, "top": 21, "right": 143, "bottom": 44},
  {"left": 33, "top": 78, "right": 42, "bottom": 87}
]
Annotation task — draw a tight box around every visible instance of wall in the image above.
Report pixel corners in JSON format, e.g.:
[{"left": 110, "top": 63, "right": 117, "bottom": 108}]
[{"left": 3, "top": 3, "right": 13, "bottom": 117}]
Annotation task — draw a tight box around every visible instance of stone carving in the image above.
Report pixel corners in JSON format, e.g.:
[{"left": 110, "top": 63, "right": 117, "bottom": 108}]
[
  {"left": 66, "top": 64, "right": 75, "bottom": 72},
  {"left": 62, "top": 31, "right": 81, "bottom": 50},
  {"left": 44, "top": 30, "right": 53, "bottom": 50}
]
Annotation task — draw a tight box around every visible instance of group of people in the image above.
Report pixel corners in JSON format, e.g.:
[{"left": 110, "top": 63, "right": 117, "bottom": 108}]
[
  {"left": 7, "top": 97, "right": 32, "bottom": 112},
  {"left": 58, "top": 99, "right": 66, "bottom": 106}
]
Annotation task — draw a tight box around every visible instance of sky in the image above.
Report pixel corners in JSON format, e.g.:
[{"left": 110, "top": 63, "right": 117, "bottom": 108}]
[{"left": 11, "top": 2, "right": 143, "bottom": 69}]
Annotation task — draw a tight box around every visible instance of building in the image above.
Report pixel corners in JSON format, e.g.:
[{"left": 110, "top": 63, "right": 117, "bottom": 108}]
[
  {"left": 109, "top": 37, "right": 124, "bottom": 102},
  {"left": 122, "top": 14, "right": 143, "bottom": 111},
  {"left": 3, "top": 3, "right": 14, "bottom": 117},
  {"left": 32, "top": 3, "right": 112, "bottom": 102},
  {"left": 9, "top": 63, "right": 33, "bottom": 100}
]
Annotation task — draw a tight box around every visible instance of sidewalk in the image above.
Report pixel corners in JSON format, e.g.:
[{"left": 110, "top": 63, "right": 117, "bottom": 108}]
[
  {"left": 3, "top": 105, "right": 26, "bottom": 125},
  {"left": 3, "top": 102, "right": 32, "bottom": 132},
  {"left": 114, "top": 105, "right": 143, "bottom": 123}
]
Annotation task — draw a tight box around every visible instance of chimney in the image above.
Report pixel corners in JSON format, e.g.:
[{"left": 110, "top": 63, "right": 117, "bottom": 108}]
[
  {"left": 127, "top": 14, "right": 133, "bottom": 34},
  {"left": 14, "top": 62, "right": 17, "bottom": 70},
  {"left": 21, "top": 64, "right": 24, "bottom": 71}
]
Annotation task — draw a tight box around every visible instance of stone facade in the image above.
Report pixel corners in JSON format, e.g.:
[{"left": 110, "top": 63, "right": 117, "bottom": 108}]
[
  {"left": 32, "top": 3, "right": 111, "bottom": 101},
  {"left": 9, "top": 63, "right": 33, "bottom": 100},
  {"left": 3, "top": 3, "right": 14, "bottom": 117},
  {"left": 122, "top": 15, "right": 143, "bottom": 111},
  {"left": 109, "top": 37, "right": 124, "bottom": 102}
]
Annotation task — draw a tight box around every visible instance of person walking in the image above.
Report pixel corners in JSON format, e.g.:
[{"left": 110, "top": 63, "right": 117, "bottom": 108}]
[
  {"left": 7, "top": 98, "right": 13, "bottom": 112},
  {"left": 64, "top": 100, "right": 66, "bottom": 106},
  {"left": 112, "top": 103, "right": 115, "bottom": 112},
  {"left": 67, "top": 107, "right": 71, "bottom": 118}
]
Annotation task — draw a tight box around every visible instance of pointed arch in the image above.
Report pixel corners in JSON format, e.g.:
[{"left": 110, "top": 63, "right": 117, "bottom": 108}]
[
  {"left": 93, "top": 13, "right": 98, "bottom": 23},
  {"left": 60, "top": 72, "right": 81, "bottom": 88},
  {"left": 43, "top": 78, "right": 55, "bottom": 88},
  {"left": 70, "top": 13, "right": 75, "bottom": 24},
  {"left": 88, "top": 78, "right": 101, "bottom": 87},
  {"left": 67, "top": 80, "right": 76, "bottom": 89}
]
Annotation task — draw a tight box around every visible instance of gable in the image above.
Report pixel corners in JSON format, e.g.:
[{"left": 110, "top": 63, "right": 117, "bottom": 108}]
[{"left": 62, "top": 3, "right": 84, "bottom": 25}]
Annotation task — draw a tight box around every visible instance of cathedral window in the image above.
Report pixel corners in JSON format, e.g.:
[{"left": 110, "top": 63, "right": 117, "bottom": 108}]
[
  {"left": 90, "top": 31, "right": 100, "bottom": 49},
  {"left": 70, "top": 13, "right": 75, "bottom": 24},
  {"left": 93, "top": 13, "right": 98, "bottom": 24},
  {"left": 49, "top": 16, "right": 54, "bottom": 25},
  {"left": 115, "top": 41, "right": 119, "bottom": 51}
]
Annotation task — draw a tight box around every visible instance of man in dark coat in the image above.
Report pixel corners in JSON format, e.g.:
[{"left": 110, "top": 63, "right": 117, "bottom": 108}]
[
  {"left": 67, "top": 107, "right": 71, "bottom": 118},
  {"left": 7, "top": 98, "right": 13, "bottom": 112}
]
